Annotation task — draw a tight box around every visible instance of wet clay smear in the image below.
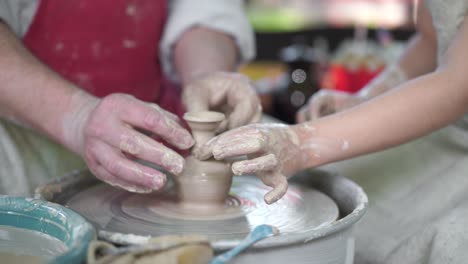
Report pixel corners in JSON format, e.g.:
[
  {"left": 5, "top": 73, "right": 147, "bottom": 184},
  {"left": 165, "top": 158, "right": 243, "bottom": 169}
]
[{"left": 66, "top": 176, "right": 339, "bottom": 241}]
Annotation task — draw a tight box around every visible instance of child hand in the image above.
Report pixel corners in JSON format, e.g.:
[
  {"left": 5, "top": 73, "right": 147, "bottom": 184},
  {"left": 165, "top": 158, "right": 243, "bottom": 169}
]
[
  {"left": 296, "top": 90, "right": 363, "bottom": 122},
  {"left": 196, "top": 124, "right": 304, "bottom": 204}
]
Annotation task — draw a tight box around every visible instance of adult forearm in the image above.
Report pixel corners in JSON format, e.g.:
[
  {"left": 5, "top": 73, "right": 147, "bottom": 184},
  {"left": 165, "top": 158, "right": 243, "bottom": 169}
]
[
  {"left": 174, "top": 26, "right": 239, "bottom": 85},
  {"left": 0, "top": 22, "right": 92, "bottom": 147}
]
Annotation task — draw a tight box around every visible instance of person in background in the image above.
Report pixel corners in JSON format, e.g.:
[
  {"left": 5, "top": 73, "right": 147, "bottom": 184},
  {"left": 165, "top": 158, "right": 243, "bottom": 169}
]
[
  {"left": 198, "top": 0, "right": 468, "bottom": 263},
  {"left": 0, "top": 0, "right": 261, "bottom": 195}
]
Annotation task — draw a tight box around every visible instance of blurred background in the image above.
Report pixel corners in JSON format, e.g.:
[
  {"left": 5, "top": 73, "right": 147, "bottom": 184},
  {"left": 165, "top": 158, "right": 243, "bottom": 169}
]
[{"left": 241, "top": 0, "right": 414, "bottom": 123}]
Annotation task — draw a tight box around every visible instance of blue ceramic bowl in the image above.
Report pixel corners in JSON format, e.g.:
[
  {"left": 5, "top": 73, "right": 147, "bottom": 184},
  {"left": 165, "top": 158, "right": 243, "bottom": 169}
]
[{"left": 0, "top": 196, "right": 95, "bottom": 264}]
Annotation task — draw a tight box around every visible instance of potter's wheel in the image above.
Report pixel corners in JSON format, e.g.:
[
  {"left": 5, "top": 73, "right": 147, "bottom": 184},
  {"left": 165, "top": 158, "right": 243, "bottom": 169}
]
[{"left": 65, "top": 176, "right": 339, "bottom": 242}]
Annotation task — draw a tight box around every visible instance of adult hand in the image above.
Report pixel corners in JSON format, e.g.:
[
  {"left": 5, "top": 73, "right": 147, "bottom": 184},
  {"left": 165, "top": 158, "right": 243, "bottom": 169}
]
[
  {"left": 296, "top": 90, "right": 364, "bottom": 122},
  {"left": 182, "top": 72, "right": 262, "bottom": 131},
  {"left": 196, "top": 124, "right": 303, "bottom": 204},
  {"left": 64, "top": 92, "right": 194, "bottom": 193}
]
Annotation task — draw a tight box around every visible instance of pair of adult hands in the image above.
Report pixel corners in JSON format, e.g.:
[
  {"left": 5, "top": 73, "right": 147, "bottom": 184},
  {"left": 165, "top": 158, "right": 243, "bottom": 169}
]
[{"left": 66, "top": 72, "right": 261, "bottom": 193}]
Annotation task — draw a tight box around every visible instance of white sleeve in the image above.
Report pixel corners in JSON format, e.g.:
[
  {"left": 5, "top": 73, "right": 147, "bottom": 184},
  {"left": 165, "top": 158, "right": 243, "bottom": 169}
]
[
  {"left": 160, "top": 0, "right": 256, "bottom": 82},
  {"left": 0, "top": 0, "right": 39, "bottom": 37}
]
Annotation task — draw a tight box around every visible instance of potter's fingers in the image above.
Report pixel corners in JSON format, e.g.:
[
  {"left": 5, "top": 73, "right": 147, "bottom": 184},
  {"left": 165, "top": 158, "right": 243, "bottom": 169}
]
[
  {"left": 91, "top": 142, "right": 167, "bottom": 190},
  {"left": 111, "top": 95, "right": 194, "bottom": 149},
  {"left": 86, "top": 154, "right": 153, "bottom": 193},
  {"left": 202, "top": 72, "right": 251, "bottom": 107},
  {"left": 221, "top": 74, "right": 261, "bottom": 129},
  {"left": 227, "top": 96, "right": 261, "bottom": 129},
  {"left": 296, "top": 107, "right": 308, "bottom": 123},
  {"left": 311, "top": 94, "right": 337, "bottom": 120},
  {"left": 318, "top": 102, "right": 336, "bottom": 118},
  {"left": 264, "top": 175, "right": 289, "bottom": 204},
  {"left": 198, "top": 126, "right": 262, "bottom": 159},
  {"left": 92, "top": 165, "right": 153, "bottom": 193},
  {"left": 258, "top": 172, "right": 275, "bottom": 187},
  {"left": 305, "top": 91, "right": 334, "bottom": 120},
  {"left": 149, "top": 104, "right": 180, "bottom": 124},
  {"left": 215, "top": 119, "right": 229, "bottom": 134},
  {"left": 212, "top": 137, "right": 265, "bottom": 160},
  {"left": 193, "top": 136, "right": 219, "bottom": 160},
  {"left": 214, "top": 126, "right": 263, "bottom": 145},
  {"left": 248, "top": 105, "right": 263, "bottom": 124},
  {"left": 308, "top": 97, "right": 325, "bottom": 120},
  {"left": 231, "top": 154, "right": 278, "bottom": 175},
  {"left": 196, "top": 126, "right": 258, "bottom": 160},
  {"left": 120, "top": 128, "right": 185, "bottom": 175},
  {"left": 99, "top": 127, "right": 185, "bottom": 175},
  {"left": 197, "top": 127, "right": 260, "bottom": 161}
]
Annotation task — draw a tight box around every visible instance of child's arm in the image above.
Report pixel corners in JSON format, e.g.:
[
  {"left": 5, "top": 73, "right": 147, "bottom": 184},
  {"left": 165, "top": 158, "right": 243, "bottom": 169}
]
[
  {"left": 198, "top": 16, "right": 468, "bottom": 204},
  {"left": 301, "top": 15, "right": 468, "bottom": 168},
  {"left": 297, "top": 0, "right": 438, "bottom": 121}
]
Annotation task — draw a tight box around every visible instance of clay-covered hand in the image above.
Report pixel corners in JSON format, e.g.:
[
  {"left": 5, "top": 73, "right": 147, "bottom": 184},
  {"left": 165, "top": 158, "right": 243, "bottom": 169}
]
[
  {"left": 63, "top": 92, "right": 194, "bottom": 193},
  {"left": 182, "top": 72, "right": 262, "bottom": 131},
  {"left": 197, "top": 124, "right": 304, "bottom": 204},
  {"left": 296, "top": 90, "right": 364, "bottom": 122},
  {"left": 297, "top": 66, "right": 408, "bottom": 122}
]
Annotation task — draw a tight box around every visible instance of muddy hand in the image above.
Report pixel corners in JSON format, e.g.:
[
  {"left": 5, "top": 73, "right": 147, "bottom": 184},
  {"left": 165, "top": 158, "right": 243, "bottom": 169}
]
[
  {"left": 297, "top": 66, "right": 408, "bottom": 123},
  {"left": 63, "top": 92, "right": 194, "bottom": 193},
  {"left": 197, "top": 124, "right": 303, "bottom": 204},
  {"left": 296, "top": 90, "right": 363, "bottom": 122},
  {"left": 182, "top": 72, "right": 262, "bottom": 132}
]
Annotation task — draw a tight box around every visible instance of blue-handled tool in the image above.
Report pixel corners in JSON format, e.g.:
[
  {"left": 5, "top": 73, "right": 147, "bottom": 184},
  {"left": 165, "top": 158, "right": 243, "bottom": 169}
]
[{"left": 210, "top": 225, "right": 279, "bottom": 264}]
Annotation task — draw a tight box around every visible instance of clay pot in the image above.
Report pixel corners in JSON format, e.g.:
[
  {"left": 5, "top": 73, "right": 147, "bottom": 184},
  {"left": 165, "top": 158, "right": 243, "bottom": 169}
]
[
  {"left": 176, "top": 111, "right": 233, "bottom": 210},
  {"left": 177, "top": 156, "right": 232, "bottom": 208}
]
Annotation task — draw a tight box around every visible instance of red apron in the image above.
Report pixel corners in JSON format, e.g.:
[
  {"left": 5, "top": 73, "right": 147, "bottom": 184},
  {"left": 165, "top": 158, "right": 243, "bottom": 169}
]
[{"left": 23, "top": 0, "right": 185, "bottom": 118}]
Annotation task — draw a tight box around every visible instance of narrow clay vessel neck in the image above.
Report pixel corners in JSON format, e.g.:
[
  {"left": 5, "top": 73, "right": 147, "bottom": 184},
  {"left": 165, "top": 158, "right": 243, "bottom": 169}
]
[
  {"left": 183, "top": 111, "right": 225, "bottom": 146},
  {"left": 178, "top": 111, "right": 232, "bottom": 209}
]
